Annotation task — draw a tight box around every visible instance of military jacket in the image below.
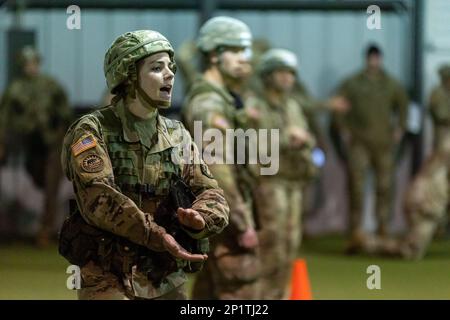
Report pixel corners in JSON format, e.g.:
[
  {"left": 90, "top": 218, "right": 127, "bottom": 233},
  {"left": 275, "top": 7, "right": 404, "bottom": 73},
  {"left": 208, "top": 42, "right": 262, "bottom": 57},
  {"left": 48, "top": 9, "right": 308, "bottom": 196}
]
[
  {"left": 61, "top": 99, "right": 229, "bottom": 298},
  {"left": 181, "top": 76, "right": 255, "bottom": 232}
]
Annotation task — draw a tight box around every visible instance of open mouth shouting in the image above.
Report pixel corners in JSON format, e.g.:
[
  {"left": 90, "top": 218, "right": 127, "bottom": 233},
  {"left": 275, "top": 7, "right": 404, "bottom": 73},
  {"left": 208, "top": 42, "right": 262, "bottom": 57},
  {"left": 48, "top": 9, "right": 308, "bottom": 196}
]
[{"left": 159, "top": 84, "right": 173, "bottom": 100}]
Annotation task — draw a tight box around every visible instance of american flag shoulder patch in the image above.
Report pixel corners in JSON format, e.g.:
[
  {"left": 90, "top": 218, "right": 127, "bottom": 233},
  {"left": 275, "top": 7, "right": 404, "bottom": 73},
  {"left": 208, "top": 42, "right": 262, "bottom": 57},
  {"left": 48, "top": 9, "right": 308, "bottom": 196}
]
[{"left": 71, "top": 134, "right": 97, "bottom": 156}]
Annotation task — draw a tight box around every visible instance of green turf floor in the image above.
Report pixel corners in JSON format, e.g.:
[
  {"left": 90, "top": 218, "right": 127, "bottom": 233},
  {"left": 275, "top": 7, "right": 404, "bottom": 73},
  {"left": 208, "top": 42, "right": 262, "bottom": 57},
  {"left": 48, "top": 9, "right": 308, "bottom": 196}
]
[
  {"left": 299, "top": 235, "right": 450, "bottom": 299},
  {"left": 0, "top": 235, "right": 449, "bottom": 299}
]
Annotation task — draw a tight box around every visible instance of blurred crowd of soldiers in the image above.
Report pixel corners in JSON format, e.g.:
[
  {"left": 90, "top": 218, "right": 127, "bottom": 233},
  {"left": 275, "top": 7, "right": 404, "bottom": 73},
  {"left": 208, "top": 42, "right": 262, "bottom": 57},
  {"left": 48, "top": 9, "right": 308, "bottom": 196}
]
[{"left": 0, "top": 14, "right": 450, "bottom": 299}]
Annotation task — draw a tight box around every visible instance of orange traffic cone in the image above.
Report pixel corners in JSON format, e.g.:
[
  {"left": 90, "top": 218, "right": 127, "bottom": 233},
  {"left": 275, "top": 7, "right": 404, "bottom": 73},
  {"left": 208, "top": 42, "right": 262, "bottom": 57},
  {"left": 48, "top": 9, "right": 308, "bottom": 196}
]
[{"left": 289, "top": 258, "right": 312, "bottom": 300}]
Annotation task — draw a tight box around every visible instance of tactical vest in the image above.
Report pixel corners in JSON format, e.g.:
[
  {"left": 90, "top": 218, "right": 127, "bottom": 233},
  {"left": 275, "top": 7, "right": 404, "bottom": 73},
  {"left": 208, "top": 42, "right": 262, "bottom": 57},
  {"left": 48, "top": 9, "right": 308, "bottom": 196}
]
[
  {"left": 94, "top": 106, "right": 181, "bottom": 206},
  {"left": 182, "top": 79, "right": 255, "bottom": 214},
  {"left": 59, "top": 106, "right": 203, "bottom": 288}
]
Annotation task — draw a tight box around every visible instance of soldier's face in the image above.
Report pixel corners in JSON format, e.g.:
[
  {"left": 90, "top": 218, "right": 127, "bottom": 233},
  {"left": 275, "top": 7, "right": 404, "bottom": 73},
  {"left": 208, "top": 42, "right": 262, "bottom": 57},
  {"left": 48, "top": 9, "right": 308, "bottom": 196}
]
[
  {"left": 23, "top": 59, "right": 40, "bottom": 77},
  {"left": 270, "top": 69, "right": 295, "bottom": 93},
  {"left": 218, "top": 46, "right": 252, "bottom": 80},
  {"left": 138, "top": 52, "right": 175, "bottom": 104},
  {"left": 367, "top": 54, "right": 382, "bottom": 70}
]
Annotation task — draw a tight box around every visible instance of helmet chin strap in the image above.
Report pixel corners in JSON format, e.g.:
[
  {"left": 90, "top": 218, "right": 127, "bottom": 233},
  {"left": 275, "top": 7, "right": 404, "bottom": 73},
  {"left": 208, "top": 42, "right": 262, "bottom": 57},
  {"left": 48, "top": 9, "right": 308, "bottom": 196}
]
[
  {"left": 135, "top": 80, "right": 171, "bottom": 110},
  {"left": 128, "top": 62, "right": 171, "bottom": 110},
  {"left": 218, "top": 60, "right": 238, "bottom": 85}
]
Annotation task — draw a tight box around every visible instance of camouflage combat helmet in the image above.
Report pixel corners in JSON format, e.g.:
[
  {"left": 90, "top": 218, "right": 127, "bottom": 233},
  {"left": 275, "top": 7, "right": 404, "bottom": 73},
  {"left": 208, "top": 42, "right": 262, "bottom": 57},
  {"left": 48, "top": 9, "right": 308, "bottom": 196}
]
[
  {"left": 197, "top": 16, "right": 252, "bottom": 53},
  {"left": 104, "top": 30, "right": 174, "bottom": 95},
  {"left": 258, "top": 48, "right": 298, "bottom": 75},
  {"left": 438, "top": 64, "right": 450, "bottom": 80},
  {"left": 17, "top": 45, "right": 41, "bottom": 65}
]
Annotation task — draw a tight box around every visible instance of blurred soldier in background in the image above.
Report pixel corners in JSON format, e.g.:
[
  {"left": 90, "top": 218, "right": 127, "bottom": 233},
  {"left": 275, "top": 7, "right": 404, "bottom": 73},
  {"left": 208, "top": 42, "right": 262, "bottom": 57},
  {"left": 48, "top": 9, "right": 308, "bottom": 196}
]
[
  {"left": 177, "top": 37, "right": 267, "bottom": 97},
  {"left": 360, "top": 138, "right": 450, "bottom": 260},
  {"left": 176, "top": 40, "right": 200, "bottom": 94},
  {"left": 246, "top": 40, "right": 348, "bottom": 222},
  {"left": 332, "top": 44, "right": 409, "bottom": 252},
  {"left": 428, "top": 64, "right": 450, "bottom": 234},
  {"left": 59, "top": 30, "right": 229, "bottom": 299},
  {"left": 429, "top": 64, "right": 450, "bottom": 158},
  {"left": 0, "top": 46, "right": 72, "bottom": 247},
  {"left": 361, "top": 64, "right": 450, "bottom": 260},
  {"left": 242, "top": 48, "right": 317, "bottom": 299},
  {"left": 390, "top": 139, "right": 450, "bottom": 260},
  {"left": 182, "top": 16, "right": 261, "bottom": 299}
]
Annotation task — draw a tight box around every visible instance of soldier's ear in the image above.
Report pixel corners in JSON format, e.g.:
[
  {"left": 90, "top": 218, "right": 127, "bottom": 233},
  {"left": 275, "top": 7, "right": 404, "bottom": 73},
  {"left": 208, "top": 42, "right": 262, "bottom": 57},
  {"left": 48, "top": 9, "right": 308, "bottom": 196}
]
[{"left": 210, "top": 52, "right": 219, "bottom": 65}]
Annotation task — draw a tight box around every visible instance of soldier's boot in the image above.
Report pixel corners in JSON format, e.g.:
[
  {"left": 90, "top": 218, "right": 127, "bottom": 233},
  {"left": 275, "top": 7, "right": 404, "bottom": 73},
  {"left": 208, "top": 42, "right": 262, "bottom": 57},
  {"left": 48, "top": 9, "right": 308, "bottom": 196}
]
[
  {"left": 345, "top": 229, "right": 369, "bottom": 255},
  {"left": 35, "top": 226, "right": 51, "bottom": 248},
  {"left": 399, "top": 221, "right": 437, "bottom": 260},
  {"left": 35, "top": 202, "right": 57, "bottom": 248},
  {"left": 376, "top": 223, "right": 388, "bottom": 238},
  {"left": 365, "top": 235, "right": 403, "bottom": 256},
  {"left": 35, "top": 152, "right": 61, "bottom": 248},
  {"left": 434, "top": 214, "right": 449, "bottom": 239}
]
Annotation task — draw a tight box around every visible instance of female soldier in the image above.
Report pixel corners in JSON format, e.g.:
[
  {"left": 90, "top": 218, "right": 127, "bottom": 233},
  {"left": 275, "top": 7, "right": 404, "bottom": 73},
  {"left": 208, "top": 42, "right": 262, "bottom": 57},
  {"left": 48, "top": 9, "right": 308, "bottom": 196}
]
[{"left": 59, "top": 30, "right": 229, "bottom": 300}]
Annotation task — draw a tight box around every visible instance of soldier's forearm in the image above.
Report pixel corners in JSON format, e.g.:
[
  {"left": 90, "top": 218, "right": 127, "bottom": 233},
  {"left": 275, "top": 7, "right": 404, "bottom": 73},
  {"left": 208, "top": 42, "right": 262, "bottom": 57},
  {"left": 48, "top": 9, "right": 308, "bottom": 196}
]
[
  {"left": 191, "top": 188, "right": 229, "bottom": 238},
  {"left": 78, "top": 181, "right": 167, "bottom": 252}
]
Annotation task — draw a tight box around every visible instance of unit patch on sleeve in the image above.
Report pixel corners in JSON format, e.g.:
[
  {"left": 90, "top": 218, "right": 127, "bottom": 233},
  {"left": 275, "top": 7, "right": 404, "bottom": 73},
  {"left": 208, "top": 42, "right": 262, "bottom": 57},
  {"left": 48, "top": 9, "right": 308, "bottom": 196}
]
[{"left": 81, "top": 154, "right": 104, "bottom": 173}]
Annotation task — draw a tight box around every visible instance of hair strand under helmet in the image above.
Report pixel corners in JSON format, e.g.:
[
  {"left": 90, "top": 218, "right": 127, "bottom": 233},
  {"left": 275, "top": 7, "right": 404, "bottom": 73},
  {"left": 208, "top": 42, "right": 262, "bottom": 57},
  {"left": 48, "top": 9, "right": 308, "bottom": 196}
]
[
  {"left": 197, "top": 16, "right": 252, "bottom": 53},
  {"left": 104, "top": 30, "right": 175, "bottom": 108}
]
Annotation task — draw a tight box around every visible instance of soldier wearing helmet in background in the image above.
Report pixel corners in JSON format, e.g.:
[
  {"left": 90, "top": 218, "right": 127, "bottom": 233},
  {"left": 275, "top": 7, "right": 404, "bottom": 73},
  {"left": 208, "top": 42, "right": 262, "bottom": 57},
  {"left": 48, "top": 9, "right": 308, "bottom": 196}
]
[
  {"left": 0, "top": 46, "right": 72, "bottom": 247},
  {"left": 181, "top": 16, "right": 261, "bottom": 299},
  {"left": 58, "top": 30, "right": 229, "bottom": 300},
  {"left": 242, "top": 48, "right": 317, "bottom": 299}
]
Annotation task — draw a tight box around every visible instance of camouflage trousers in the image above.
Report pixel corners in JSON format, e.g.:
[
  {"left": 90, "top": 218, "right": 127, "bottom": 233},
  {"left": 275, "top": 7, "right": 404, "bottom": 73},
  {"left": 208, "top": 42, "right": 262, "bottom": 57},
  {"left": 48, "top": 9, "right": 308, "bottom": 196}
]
[
  {"left": 359, "top": 153, "right": 449, "bottom": 260},
  {"left": 19, "top": 133, "right": 64, "bottom": 243},
  {"left": 192, "top": 237, "right": 261, "bottom": 300},
  {"left": 253, "top": 178, "right": 302, "bottom": 299},
  {"left": 37, "top": 147, "right": 63, "bottom": 242},
  {"left": 77, "top": 261, "right": 187, "bottom": 300},
  {"left": 346, "top": 141, "right": 394, "bottom": 237},
  {"left": 433, "top": 127, "right": 450, "bottom": 235}
]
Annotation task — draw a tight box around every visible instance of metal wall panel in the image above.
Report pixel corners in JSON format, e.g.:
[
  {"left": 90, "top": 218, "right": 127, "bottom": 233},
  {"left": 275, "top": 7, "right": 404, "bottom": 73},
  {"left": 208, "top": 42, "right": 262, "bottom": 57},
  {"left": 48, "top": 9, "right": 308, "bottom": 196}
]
[{"left": 0, "top": 9, "right": 410, "bottom": 106}]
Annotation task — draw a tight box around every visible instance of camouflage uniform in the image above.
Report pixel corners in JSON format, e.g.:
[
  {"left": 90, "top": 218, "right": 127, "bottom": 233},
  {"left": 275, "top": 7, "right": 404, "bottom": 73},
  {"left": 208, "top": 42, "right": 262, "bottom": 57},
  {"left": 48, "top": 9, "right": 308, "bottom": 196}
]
[
  {"left": 360, "top": 143, "right": 450, "bottom": 260},
  {"left": 334, "top": 68, "right": 409, "bottom": 241},
  {"left": 59, "top": 30, "right": 229, "bottom": 300},
  {"left": 243, "top": 49, "right": 317, "bottom": 299},
  {"left": 182, "top": 17, "right": 261, "bottom": 300},
  {"left": 0, "top": 46, "right": 72, "bottom": 245},
  {"left": 362, "top": 65, "right": 450, "bottom": 260},
  {"left": 428, "top": 64, "right": 450, "bottom": 235},
  {"left": 429, "top": 65, "right": 450, "bottom": 153}
]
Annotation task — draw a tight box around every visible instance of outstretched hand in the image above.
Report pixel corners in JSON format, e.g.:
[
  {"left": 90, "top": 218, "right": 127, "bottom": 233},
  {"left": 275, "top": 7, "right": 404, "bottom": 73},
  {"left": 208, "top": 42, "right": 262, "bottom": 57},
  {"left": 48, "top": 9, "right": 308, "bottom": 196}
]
[
  {"left": 328, "top": 95, "right": 351, "bottom": 113},
  {"left": 162, "top": 233, "right": 208, "bottom": 262}
]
